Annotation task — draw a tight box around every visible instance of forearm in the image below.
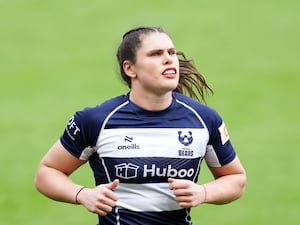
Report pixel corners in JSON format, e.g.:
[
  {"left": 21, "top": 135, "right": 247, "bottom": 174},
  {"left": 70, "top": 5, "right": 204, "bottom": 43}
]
[
  {"left": 34, "top": 164, "right": 82, "bottom": 204},
  {"left": 203, "top": 173, "right": 246, "bottom": 204}
]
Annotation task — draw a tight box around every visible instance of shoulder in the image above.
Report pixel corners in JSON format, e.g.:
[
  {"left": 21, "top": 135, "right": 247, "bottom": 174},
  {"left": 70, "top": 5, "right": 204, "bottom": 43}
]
[
  {"left": 173, "top": 92, "right": 220, "bottom": 120},
  {"left": 60, "top": 94, "right": 129, "bottom": 152},
  {"left": 173, "top": 92, "right": 224, "bottom": 136},
  {"left": 76, "top": 94, "right": 129, "bottom": 122}
]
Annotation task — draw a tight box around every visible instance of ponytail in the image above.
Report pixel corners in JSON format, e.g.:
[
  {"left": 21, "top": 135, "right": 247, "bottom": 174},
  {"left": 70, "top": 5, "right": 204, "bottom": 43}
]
[{"left": 175, "top": 51, "right": 213, "bottom": 103}]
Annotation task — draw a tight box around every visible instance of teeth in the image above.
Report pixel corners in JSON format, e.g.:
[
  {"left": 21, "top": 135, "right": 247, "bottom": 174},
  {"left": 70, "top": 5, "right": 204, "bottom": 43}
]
[{"left": 164, "top": 70, "right": 175, "bottom": 74}]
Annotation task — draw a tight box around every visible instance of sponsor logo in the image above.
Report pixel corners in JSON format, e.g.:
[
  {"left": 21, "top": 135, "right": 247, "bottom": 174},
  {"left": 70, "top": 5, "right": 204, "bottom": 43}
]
[
  {"left": 117, "top": 144, "right": 140, "bottom": 150},
  {"left": 117, "top": 136, "right": 140, "bottom": 150},
  {"left": 218, "top": 122, "right": 229, "bottom": 145},
  {"left": 178, "top": 130, "right": 193, "bottom": 146},
  {"left": 114, "top": 163, "right": 195, "bottom": 179},
  {"left": 66, "top": 116, "right": 81, "bottom": 140},
  {"left": 143, "top": 164, "right": 195, "bottom": 178},
  {"left": 115, "top": 163, "right": 139, "bottom": 179},
  {"left": 124, "top": 136, "right": 133, "bottom": 142}
]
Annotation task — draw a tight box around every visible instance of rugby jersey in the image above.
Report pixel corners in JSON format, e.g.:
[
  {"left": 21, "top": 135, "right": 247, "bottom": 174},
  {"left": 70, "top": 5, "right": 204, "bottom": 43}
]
[{"left": 60, "top": 92, "right": 236, "bottom": 225}]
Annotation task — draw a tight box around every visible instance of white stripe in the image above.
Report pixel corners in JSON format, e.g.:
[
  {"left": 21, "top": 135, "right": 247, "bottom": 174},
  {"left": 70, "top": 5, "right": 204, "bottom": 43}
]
[
  {"left": 98, "top": 100, "right": 129, "bottom": 142},
  {"left": 115, "top": 207, "right": 120, "bottom": 225},
  {"left": 97, "top": 128, "right": 208, "bottom": 158},
  {"left": 115, "top": 183, "right": 181, "bottom": 212},
  {"left": 192, "top": 156, "right": 202, "bottom": 182},
  {"left": 185, "top": 208, "right": 192, "bottom": 225},
  {"left": 205, "top": 145, "right": 221, "bottom": 167},
  {"left": 101, "top": 157, "right": 112, "bottom": 182},
  {"left": 79, "top": 146, "right": 95, "bottom": 160}
]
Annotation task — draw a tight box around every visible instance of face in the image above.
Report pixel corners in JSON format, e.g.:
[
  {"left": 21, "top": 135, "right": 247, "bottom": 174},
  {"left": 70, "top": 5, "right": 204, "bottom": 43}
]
[{"left": 124, "top": 32, "right": 180, "bottom": 97}]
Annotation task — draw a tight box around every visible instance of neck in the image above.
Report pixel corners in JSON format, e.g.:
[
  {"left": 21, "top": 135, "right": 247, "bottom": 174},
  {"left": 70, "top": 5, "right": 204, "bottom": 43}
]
[{"left": 129, "top": 91, "right": 173, "bottom": 111}]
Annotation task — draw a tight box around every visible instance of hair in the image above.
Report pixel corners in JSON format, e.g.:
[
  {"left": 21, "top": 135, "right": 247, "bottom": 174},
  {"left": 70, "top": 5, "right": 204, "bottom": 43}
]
[{"left": 116, "top": 26, "right": 213, "bottom": 102}]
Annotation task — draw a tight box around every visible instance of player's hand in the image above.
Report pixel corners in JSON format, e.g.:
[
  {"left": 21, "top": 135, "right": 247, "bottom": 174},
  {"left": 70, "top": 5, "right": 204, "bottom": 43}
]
[
  {"left": 77, "top": 179, "right": 119, "bottom": 216},
  {"left": 168, "top": 178, "right": 206, "bottom": 208}
]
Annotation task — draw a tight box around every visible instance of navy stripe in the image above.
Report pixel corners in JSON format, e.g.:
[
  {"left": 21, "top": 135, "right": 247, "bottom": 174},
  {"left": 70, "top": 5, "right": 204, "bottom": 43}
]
[
  {"left": 101, "top": 157, "right": 202, "bottom": 184},
  {"left": 99, "top": 208, "right": 192, "bottom": 225}
]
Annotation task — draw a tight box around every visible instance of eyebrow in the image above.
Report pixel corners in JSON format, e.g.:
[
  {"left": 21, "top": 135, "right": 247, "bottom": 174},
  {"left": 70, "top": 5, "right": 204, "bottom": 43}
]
[{"left": 147, "top": 47, "right": 176, "bottom": 54}]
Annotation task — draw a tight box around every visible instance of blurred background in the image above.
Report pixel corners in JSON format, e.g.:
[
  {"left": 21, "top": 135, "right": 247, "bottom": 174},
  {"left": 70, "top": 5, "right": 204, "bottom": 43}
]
[{"left": 0, "top": 0, "right": 299, "bottom": 224}]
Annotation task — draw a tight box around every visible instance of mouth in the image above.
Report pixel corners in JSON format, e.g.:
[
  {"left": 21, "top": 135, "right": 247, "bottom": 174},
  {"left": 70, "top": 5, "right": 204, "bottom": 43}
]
[{"left": 162, "top": 68, "right": 177, "bottom": 78}]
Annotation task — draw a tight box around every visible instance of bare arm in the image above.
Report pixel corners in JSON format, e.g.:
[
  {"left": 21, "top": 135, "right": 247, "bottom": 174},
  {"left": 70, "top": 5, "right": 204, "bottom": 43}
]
[
  {"left": 168, "top": 156, "right": 246, "bottom": 207},
  {"left": 34, "top": 140, "right": 86, "bottom": 203},
  {"left": 34, "top": 140, "right": 119, "bottom": 215},
  {"left": 204, "top": 156, "right": 246, "bottom": 204}
]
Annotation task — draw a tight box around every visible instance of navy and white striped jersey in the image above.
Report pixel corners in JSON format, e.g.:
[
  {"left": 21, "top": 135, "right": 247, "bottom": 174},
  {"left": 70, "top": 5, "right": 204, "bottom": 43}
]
[{"left": 60, "top": 92, "right": 236, "bottom": 225}]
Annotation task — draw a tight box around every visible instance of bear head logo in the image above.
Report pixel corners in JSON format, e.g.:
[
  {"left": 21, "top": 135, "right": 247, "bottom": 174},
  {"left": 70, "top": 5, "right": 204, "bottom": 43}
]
[{"left": 178, "top": 131, "right": 193, "bottom": 146}]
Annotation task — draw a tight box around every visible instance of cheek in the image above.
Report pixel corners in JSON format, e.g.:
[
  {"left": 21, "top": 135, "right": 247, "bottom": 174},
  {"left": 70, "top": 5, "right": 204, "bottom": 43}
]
[
  {"left": 174, "top": 58, "right": 180, "bottom": 70},
  {"left": 136, "top": 62, "right": 158, "bottom": 77}
]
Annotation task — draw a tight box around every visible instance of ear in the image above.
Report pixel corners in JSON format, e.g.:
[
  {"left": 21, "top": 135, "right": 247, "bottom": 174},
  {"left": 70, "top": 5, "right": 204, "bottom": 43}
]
[{"left": 123, "top": 60, "right": 136, "bottom": 78}]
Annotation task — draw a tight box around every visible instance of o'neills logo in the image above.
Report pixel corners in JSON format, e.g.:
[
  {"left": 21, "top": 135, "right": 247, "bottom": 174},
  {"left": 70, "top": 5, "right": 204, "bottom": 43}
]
[{"left": 117, "top": 143, "right": 140, "bottom": 150}]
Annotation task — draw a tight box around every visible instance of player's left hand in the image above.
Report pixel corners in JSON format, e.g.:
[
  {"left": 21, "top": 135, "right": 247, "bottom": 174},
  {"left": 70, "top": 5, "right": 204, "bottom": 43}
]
[{"left": 168, "top": 178, "right": 206, "bottom": 208}]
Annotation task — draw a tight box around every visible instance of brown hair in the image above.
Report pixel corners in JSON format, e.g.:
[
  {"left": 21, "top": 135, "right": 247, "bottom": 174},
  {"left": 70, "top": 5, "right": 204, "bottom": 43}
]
[
  {"left": 116, "top": 26, "right": 213, "bottom": 102},
  {"left": 176, "top": 51, "right": 213, "bottom": 102}
]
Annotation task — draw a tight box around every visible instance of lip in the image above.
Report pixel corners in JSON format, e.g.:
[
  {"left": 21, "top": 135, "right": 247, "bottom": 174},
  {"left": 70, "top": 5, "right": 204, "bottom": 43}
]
[{"left": 162, "top": 67, "right": 177, "bottom": 77}]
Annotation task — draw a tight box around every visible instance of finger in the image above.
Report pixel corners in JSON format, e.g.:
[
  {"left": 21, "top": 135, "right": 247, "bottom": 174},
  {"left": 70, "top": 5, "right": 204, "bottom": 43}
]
[
  {"left": 168, "top": 178, "right": 176, "bottom": 189},
  {"left": 173, "top": 189, "right": 187, "bottom": 197},
  {"left": 173, "top": 188, "right": 192, "bottom": 197},
  {"left": 104, "top": 179, "right": 120, "bottom": 190},
  {"left": 93, "top": 196, "right": 118, "bottom": 215},
  {"left": 174, "top": 195, "right": 193, "bottom": 203},
  {"left": 101, "top": 180, "right": 119, "bottom": 201},
  {"left": 96, "top": 209, "right": 109, "bottom": 216},
  {"left": 174, "top": 195, "right": 196, "bottom": 208},
  {"left": 168, "top": 178, "right": 175, "bottom": 183},
  {"left": 87, "top": 199, "right": 114, "bottom": 216},
  {"left": 92, "top": 206, "right": 112, "bottom": 216},
  {"left": 169, "top": 179, "right": 190, "bottom": 190},
  {"left": 178, "top": 202, "right": 193, "bottom": 208},
  {"left": 96, "top": 194, "right": 118, "bottom": 207},
  {"left": 95, "top": 200, "right": 114, "bottom": 212}
]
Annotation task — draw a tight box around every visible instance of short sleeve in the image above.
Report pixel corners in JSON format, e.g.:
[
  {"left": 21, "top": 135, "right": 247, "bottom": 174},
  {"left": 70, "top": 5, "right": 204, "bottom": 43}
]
[
  {"left": 204, "top": 112, "right": 236, "bottom": 167},
  {"left": 60, "top": 108, "right": 101, "bottom": 159}
]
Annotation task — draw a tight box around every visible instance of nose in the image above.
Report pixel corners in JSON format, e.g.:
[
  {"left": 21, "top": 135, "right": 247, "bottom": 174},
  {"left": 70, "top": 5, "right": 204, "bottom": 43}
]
[{"left": 163, "top": 52, "right": 173, "bottom": 64}]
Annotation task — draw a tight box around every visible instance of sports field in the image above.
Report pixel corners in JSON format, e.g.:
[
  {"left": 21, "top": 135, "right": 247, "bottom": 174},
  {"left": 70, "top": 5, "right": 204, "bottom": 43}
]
[{"left": 1, "top": 0, "right": 299, "bottom": 224}]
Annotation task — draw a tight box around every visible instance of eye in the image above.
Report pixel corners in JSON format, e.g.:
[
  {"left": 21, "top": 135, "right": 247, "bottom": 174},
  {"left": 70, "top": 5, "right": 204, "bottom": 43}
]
[
  {"left": 168, "top": 48, "right": 177, "bottom": 55},
  {"left": 150, "top": 50, "right": 162, "bottom": 56}
]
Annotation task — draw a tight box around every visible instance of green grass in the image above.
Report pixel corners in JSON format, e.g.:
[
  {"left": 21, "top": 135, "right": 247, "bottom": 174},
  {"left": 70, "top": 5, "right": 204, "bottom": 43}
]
[{"left": 1, "top": 0, "right": 299, "bottom": 224}]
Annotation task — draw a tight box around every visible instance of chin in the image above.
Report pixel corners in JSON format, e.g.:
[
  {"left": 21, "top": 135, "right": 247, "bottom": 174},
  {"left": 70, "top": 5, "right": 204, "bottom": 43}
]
[{"left": 165, "top": 85, "right": 178, "bottom": 93}]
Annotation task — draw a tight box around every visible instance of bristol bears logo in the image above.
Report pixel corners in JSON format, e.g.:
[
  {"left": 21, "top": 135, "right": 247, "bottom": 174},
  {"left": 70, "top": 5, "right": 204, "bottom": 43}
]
[{"left": 178, "top": 131, "right": 193, "bottom": 146}]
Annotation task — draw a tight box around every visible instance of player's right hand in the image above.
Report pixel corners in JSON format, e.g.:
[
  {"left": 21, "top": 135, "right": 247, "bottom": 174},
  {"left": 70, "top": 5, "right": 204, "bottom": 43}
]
[{"left": 77, "top": 179, "right": 119, "bottom": 216}]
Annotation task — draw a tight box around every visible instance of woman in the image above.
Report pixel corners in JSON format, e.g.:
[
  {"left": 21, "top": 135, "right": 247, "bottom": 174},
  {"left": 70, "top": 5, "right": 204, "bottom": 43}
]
[{"left": 34, "top": 26, "right": 246, "bottom": 225}]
